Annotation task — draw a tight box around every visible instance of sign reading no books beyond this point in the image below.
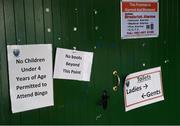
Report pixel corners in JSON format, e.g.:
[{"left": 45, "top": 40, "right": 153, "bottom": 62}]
[{"left": 53, "top": 48, "right": 94, "bottom": 82}]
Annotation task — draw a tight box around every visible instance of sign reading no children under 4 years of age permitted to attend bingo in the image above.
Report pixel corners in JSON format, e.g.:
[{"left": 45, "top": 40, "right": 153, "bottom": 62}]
[
  {"left": 53, "top": 48, "right": 94, "bottom": 82},
  {"left": 124, "top": 67, "right": 164, "bottom": 112},
  {"left": 121, "top": 0, "right": 159, "bottom": 39},
  {"left": 7, "top": 44, "right": 54, "bottom": 113}
]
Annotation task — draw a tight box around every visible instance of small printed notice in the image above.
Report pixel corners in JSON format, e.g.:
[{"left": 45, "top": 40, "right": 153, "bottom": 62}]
[
  {"left": 124, "top": 67, "right": 164, "bottom": 112},
  {"left": 7, "top": 44, "right": 54, "bottom": 113},
  {"left": 121, "top": 0, "right": 159, "bottom": 39},
  {"left": 53, "top": 48, "right": 93, "bottom": 82}
]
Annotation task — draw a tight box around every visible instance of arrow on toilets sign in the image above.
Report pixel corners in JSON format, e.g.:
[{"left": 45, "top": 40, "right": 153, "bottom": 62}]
[{"left": 124, "top": 67, "right": 164, "bottom": 112}]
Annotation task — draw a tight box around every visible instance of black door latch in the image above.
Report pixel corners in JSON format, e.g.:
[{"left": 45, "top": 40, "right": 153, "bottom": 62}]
[{"left": 98, "top": 90, "right": 109, "bottom": 110}]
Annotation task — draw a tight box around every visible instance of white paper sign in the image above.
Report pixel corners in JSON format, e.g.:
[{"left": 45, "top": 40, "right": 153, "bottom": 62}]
[
  {"left": 121, "top": 0, "right": 159, "bottom": 39},
  {"left": 7, "top": 44, "right": 54, "bottom": 113},
  {"left": 124, "top": 67, "right": 164, "bottom": 111},
  {"left": 53, "top": 48, "right": 93, "bottom": 82}
]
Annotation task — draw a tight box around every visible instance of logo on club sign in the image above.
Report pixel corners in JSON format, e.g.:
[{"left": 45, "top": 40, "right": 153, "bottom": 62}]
[
  {"left": 13, "top": 49, "right": 20, "bottom": 58},
  {"left": 126, "top": 81, "right": 130, "bottom": 87}
]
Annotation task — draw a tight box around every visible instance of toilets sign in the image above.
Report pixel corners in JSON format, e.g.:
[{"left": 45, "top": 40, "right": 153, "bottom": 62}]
[
  {"left": 7, "top": 44, "right": 54, "bottom": 113},
  {"left": 124, "top": 67, "right": 164, "bottom": 111}
]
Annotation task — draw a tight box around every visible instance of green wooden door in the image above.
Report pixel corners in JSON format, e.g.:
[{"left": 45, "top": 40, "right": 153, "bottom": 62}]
[{"left": 0, "top": 0, "right": 180, "bottom": 124}]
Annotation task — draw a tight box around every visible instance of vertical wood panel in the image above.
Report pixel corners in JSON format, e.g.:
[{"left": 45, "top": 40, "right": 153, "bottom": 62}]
[
  {"left": 38, "top": 0, "right": 53, "bottom": 124},
  {"left": 24, "top": 0, "right": 35, "bottom": 44},
  {"left": 21, "top": 0, "right": 39, "bottom": 124},
  {"left": 61, "top": 0, "right": 78, "bottom": 124},
  {"left": 34, "top": 0, "right": 45, "bottom": 44},
  {"left": 0, "top": 0, "right": 6, "bottom": 123},
  {"left": 43, "top": 0, "right": 53, "bottom": 44},
  {"left": 4, "top": 0, "right": 16, "bottom": 44},
  {"left": 14, "top": 0, "right": 26, "bottom": 44},
  {"left": 76, "top": 0, "right": 88, "bottom": 124},
  {"left": 3, "top": 0, "right": 22, "bottom": 124},
  {"left": 51, "top": 0, "right": 65, "bottom": 124}
]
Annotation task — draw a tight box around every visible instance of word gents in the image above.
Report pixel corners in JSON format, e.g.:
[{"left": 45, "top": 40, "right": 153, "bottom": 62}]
[{"left": 7, "top": 44, "right": 54, "bottom": 113}]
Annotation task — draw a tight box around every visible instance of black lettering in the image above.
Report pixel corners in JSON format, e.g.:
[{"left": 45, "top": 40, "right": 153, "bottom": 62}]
[
  {"left": 25, "top": 58, "right": 45, "bottom": 63},
  {"left": 71, "top": 70, "right": 81, "bottom": 74},
  {"left": 137, "top": 74, "right": 151, "bottom": 83},
  {"left": 146, "top": 90, "right": 161, "bottom": 97},
  {"left": 66, "top": 62, "right": 80, "bottom": 67},
  {"left": 16, "top": 76, "right": 30, "bottom": 81},
  {"left": 34, "top": 91, "right": 48, "bottom": 97},
  {"left": 65, "top": 54, "right": 71, "bottom": 58},
  {"left": 16, "top": 59, "right": 23, "bottom": 64},
  {"left": 37, "top": 74, "right": 46, "bottom": 80},
  {"left": 21, "top": 67, "right": 37, "bottom": 72},
  {"left": 63, "top": 69, "right": 70, "bottom": 73},
  {"left": 17, "top": 92, "right": 33, "bottom": 99},
  {"left": 126, "top": 86, "right": 142, "bottom": 94},
  {"left": 71, "top": 55, "right": 82, "bottom": 60}
]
